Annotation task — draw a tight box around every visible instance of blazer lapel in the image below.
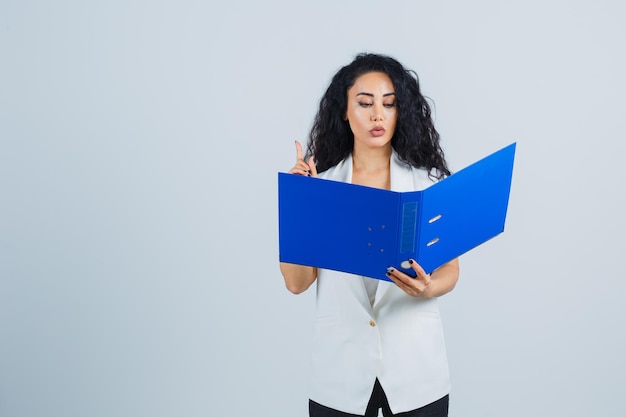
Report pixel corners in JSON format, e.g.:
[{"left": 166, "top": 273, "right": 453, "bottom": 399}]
[
  {"left": 321, "top": 153, "right": 352, "bottom": 184},
  {"left": 389, "top": 150, "right": 417, "bottom": 192}
]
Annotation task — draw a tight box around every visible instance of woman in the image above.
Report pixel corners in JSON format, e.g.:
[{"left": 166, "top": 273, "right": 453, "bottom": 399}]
[{"left": 280, "top": 53, "right": 459, "bottom": 417}]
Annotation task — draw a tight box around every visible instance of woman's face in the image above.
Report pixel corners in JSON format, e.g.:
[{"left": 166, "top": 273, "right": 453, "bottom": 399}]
[{"left": 345, "top": 71, "right": 397, "bottom": 151}]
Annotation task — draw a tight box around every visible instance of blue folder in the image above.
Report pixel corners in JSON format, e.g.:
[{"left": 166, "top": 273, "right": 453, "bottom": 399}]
[{"left": 278, "top": 143, "right": 516, "bottom": 281}]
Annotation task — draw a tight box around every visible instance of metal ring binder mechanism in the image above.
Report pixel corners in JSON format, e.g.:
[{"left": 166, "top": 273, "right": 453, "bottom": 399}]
[{"left": 278, "top": 143, "right": 517, "bottom": 281}]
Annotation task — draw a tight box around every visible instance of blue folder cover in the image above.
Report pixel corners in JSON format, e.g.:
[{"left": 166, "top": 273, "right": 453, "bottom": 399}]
[{"left": 278, "top": 143, "right": 516, "bottom": 281}]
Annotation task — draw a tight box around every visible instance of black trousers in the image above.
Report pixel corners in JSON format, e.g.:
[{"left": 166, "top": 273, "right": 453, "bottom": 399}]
[{"left": 309, "top": 379, "right": 448, "bottom": 417}]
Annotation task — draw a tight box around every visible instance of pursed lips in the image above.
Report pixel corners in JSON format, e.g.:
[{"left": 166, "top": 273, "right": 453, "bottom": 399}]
[{"left": 370, "top": 126, "right": 386, "bottom": 137}]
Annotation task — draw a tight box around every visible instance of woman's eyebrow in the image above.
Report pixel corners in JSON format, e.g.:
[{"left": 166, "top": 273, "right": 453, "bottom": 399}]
[{"left": 355, "top": 92, "right": 396, "bottom": 97}]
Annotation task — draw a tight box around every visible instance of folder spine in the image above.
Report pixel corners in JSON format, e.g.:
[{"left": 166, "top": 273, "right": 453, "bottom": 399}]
[{"left": 395, "top": 192, "right": 423, "bottom": 277}]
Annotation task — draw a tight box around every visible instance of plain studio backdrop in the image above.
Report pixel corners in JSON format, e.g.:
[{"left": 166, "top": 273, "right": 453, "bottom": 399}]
[{"left": 1, "top": 1, "right": 625, "bottom": 416}]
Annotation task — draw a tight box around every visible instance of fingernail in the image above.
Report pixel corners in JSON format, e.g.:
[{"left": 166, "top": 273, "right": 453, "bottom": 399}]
[
  {"left": 307, "top": 172, "right": 312, "bottom": 177},
  {"left": 408, "top": 259, "right": 414, "bottom": 264},
  {"left": 386, "top": 267, "right": 394, "bottom": 274}
]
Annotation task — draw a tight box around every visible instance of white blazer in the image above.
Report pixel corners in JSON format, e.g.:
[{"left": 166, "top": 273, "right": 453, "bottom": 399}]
[{"left": 309, "top": 150, "right": 451, "bottom": 415}]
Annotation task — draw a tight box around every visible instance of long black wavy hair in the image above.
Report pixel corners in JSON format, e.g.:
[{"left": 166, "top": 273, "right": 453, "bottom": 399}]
[{"left": 306, "top": 53, "right": 450, "bottom": 178}]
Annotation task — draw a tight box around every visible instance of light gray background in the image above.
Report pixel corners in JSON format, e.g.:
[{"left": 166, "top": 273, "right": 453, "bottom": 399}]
[{"left": 1, "top": 1, "right": 625, "bottom": 416}]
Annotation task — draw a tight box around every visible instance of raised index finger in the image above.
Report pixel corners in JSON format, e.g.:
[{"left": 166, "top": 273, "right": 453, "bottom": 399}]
[{"left": 295, "top": 140, "right": 304, "bottom": 161}]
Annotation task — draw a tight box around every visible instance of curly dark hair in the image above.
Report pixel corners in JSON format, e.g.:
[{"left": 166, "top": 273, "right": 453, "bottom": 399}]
[{"left": 306, "top": 53, "right": 450, "bottom": 178}]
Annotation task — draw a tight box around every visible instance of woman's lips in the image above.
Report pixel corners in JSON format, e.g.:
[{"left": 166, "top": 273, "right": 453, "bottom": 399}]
[{"left": 370, "top": 126, "right": 386, "bottom": 137}]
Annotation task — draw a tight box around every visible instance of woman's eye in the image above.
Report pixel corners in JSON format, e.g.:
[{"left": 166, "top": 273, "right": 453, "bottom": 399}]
[
  {"left": 358, "top": 102, "right": 373, "bottom": 107},
  {"left": 384, "top": 103, "right": 396, "bottom": 108}
]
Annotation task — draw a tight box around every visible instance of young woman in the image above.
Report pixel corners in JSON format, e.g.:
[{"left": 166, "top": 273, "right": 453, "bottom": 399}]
[{"left": 280, "top": 53, "right": 459, "bottom": 417}]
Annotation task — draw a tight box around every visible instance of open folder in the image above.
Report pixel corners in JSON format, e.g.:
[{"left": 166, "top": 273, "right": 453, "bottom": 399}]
[{"left": 278, "top": 143, "right": 516, "bottom": 281}]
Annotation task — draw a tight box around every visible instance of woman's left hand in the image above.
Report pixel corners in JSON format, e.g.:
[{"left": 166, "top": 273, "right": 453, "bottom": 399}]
[{"left": 386, "top": 259, "right": 432, "bottom": 298}]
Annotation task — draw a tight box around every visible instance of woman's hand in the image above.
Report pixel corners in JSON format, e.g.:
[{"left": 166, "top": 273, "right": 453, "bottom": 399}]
[
  {"left": 289, "top": 141, "right": 317, "bottom": 177},
  {"left": 386, "top": 258, "right": 459, "bottom": 299},
  {"left": 386, "top": 259, "right": 432, "bottom": 298}
]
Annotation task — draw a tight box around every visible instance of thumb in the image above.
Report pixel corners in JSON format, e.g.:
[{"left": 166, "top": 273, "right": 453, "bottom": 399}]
[{"left": 409, "top": 259, "right": 430, "bottom": 283}]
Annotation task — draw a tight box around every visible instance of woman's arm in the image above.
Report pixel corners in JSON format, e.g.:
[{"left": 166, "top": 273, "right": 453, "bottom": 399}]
[
  {"left": 280, "top": 262, "right": 318, "bottom": 294},
  {"left": 424, "top": 258, "right": 459, "bottom": 298},
  {"left": 280, "top": 141, "right": 319, "bottom": 294},
  {"left": 386, "top": 258, "right": 459, "bottom": 299}
]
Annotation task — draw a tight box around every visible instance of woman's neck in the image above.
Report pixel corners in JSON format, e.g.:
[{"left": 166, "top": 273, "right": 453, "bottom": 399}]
[
  {"left": 351, "top": 145, "right": 392, "bottom": 189},
  {"left": 352, "top": 145, "right": 392, "bottom": 173}
]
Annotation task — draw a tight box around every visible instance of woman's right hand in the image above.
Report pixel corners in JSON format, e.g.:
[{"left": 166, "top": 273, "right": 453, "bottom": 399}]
[{"left": 289, "top": 141, "right": 317, "bottom": 177}]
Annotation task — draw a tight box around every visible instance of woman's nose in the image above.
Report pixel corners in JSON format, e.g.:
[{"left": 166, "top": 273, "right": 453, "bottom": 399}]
[{"left": 371, "top": 106, "right": 383, "bottom": 122}]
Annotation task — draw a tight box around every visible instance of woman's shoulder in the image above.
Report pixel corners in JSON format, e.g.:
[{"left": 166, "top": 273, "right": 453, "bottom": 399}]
[
  {"left": 391, "top": 150, "right": 440, "bottom": 191},
  {"left": 318, "top": 154, "right": 352, "bottom": 182},
  {"left": 411, "top": 165, "right": 442, "bottom": 188}
]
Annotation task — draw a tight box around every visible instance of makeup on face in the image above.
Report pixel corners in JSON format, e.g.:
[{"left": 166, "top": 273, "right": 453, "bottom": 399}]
[{"left": 345, "top": 72, "right": 398, "bottom": 150}]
